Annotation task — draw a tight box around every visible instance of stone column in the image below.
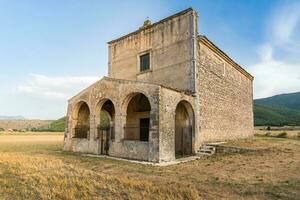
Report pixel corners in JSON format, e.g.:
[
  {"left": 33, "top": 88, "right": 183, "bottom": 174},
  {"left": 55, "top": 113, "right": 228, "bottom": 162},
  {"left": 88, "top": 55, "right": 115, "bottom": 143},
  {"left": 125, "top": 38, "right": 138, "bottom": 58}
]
[
  {"left": 148, "top": 112, "right": 159, "bottom": 162},
  {"left": 148, "top": 92, "right": 160, "bottom": 163},
  {"left": 89, "top": 114, "right": 97, "bottom": 140},
  {"left": 114, "top": 113, "right": 126, "bottom": 142}
]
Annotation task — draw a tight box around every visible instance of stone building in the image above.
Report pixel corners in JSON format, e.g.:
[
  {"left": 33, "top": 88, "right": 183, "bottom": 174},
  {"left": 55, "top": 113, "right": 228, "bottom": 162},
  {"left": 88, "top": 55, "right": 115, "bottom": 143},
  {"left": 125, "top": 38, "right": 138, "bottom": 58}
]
[{"left": 63, "top": 8, "right": 254, "bottom": 163}]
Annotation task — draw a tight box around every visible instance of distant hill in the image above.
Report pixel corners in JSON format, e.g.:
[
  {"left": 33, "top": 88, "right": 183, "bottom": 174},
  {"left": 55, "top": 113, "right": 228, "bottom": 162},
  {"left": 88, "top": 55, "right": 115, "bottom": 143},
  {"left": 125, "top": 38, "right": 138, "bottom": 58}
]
[
  {"left": 254, "top": 92, "right": 300, "bottom": 126},
  {"left": 0, "top": 112, "right": 110, "bottom": 132},
  {"left": 0, "top": 116, "right": 65, "bottom": 132},
  {"left": 44, "top": 111, "right": 110, "bottom": 132},
  {"left": 0, "top": 115, "right": 25, "bottom": 120},
  {"left": 255, "top": 92, "right": 300, "bottom": 110},
  {"left": 0, "top": 119, "right": 52, "bottom": 130},
  {"left": 48, "top": 117, "right": 66, "bottom": 132},
  {"left": 29, "top": 117, "right": 66, "bottom": 132}
]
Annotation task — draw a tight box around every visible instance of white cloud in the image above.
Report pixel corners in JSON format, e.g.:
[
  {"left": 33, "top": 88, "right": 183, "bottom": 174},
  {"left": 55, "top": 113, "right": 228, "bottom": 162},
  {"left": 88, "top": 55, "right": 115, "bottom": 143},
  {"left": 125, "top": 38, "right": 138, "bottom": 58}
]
[
  {"left": 251, "top": 48, "right": 300, "bottom": 98},
  {"left": 269, "top": 1, "right": 300, "bottom": 51},
  {"left": 250, "top": 2, "right": 300, "bottom": 99},
  {"left": 258, "top": 43, "right": 273, "bottom": 62},
  {"left": 17, "top": 74, "right": 99, "bottom": 100}
]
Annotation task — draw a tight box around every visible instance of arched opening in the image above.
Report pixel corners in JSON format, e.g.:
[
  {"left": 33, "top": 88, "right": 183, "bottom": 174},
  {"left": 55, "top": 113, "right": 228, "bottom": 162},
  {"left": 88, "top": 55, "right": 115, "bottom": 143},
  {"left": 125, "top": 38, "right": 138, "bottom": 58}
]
[
  {"left": 97, "top": 99, "right": 115, "bottom": 138},
  {"left": 74, "top": 102, "right": 90, "bottom": 138},
  {"left": 175, "top": 100, "right": 194, "bottom": 158},
  {"left": 96, "top": 99, "right": 115, "bottom": 155},
  {"left": 98, "top": 100, "right": 115, "bottom": 128},
  {"left": 124, "top": 93, "right": 151, "bottom": 141}
]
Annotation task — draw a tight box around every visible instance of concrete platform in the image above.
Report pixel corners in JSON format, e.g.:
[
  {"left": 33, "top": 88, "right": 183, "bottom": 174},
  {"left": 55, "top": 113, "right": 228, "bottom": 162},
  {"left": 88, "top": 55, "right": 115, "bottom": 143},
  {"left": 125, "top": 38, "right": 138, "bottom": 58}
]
[{"left": 82, "top": 154, "right": 205, "bottom": 166}]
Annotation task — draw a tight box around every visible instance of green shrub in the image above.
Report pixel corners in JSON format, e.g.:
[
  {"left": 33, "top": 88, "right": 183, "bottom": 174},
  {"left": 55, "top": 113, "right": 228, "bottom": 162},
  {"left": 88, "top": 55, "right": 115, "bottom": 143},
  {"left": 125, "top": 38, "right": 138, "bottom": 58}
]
[
  {"left": 0, "top": 127, "right": 4, "bottom": 132},
  {"left": 48, "top": 117, "right": 66, "bottom": 132},
  {"left": 99, "top": 111, "right": 110, "bottom": 129}
]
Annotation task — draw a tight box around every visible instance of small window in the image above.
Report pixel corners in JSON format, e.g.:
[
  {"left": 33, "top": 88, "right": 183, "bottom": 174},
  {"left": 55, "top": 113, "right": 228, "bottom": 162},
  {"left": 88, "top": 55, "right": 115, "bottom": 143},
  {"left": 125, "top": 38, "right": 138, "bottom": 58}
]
[{"left": 140, "top": 53, "right": 150, "bottom": 71}]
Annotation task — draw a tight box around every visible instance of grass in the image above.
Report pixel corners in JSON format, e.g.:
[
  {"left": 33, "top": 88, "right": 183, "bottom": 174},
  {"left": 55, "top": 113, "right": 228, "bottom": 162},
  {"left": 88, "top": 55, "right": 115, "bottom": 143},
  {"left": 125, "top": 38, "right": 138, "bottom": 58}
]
[
  {"left": 255, "top": 129, "right": 300, "bottom": 139},
  {"left": 0, "top": 131, "right": 64, "bottom": 135},
  {"left": 0, "top": 132, "right": 300, "bottom": 199}
]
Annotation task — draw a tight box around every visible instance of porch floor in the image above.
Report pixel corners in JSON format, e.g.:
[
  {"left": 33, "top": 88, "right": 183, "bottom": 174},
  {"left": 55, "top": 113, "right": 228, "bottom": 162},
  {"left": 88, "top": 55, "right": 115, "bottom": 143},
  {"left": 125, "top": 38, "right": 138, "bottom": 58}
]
[{"left": 82, "top": 153, "right": 205, "bottom": 166}]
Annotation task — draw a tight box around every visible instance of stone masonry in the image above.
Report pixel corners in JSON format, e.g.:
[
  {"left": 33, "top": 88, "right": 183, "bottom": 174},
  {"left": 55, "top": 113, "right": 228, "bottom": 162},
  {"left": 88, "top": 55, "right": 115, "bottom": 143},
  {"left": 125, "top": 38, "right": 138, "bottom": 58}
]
[{"left": 63, "top": 8, "right": 254, "bottom": 163}]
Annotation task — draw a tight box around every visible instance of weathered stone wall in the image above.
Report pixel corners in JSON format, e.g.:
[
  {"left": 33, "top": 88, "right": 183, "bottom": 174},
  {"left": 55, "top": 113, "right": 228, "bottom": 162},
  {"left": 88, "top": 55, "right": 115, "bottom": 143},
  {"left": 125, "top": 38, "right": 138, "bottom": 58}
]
[
  {"left": 64, "top": 8, "right": 255, "bottom": 163},
  {"left": 158, "top": 87, "right": 197, "bottom": 162},
  {"left": 63, "top": 77, "right": 161, "bottom": 162},
  {"left": 108, "top": 8, "right": 198, "bottom": 93},
  {"left": 197, "top": 39, "right": 254, "bottom": 146}
]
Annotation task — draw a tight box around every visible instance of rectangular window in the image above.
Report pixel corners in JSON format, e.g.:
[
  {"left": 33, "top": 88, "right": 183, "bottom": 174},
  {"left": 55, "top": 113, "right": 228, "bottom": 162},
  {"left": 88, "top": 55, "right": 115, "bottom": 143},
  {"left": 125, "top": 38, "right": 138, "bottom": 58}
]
[
  {"left": 139, "top": 118, "right": 149, "bottom": 141},
  {"left": 140, "top": 53, "right": 150, "bottom": 71}
]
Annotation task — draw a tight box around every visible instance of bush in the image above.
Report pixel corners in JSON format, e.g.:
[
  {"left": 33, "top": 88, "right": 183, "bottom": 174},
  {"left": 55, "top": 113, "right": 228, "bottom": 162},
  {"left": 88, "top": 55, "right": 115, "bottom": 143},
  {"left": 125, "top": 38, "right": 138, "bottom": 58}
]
[
  {"left": 31, "top": 127, "right": 57, "bottom": 132},
  {"left": 265, "top": 132, "right": 271, "bottom": 136},
  {"left": 0, "top": 127, "right": 4, "bottom": 132},
  {"left": 276, "top": 132, "right": 287, "bottom": 138}
]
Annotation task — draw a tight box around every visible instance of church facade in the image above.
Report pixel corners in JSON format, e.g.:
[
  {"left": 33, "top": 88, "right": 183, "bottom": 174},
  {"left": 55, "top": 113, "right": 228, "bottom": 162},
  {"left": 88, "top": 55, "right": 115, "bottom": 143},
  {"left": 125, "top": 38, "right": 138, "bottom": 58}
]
[{"left": 63, "top": 8, "right": 254, "bottom": 163}]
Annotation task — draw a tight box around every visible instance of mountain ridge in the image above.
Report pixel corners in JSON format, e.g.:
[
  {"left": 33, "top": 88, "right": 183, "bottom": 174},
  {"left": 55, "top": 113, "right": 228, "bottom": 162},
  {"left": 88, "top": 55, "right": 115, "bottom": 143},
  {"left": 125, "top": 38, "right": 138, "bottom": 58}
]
[
  {"left": 254, "top": 92, "right": 300, "bottom": 126},
  {"left": 0, "top": 116, "right": 25, "bottom": 120}
]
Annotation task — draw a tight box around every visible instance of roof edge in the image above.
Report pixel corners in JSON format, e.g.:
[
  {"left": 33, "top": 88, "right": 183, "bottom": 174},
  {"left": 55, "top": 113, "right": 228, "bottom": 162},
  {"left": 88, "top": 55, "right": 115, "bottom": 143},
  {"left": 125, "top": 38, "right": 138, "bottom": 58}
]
[
  {"left": 198, "top": 35, "right": 254, "bottom": 81},
  {"left": 104, "top": 77, "right": 195, "bottom": 96},
  {"left": 68, "top": 76, "right": 104, "bottom": 102},
  {"left": 108, "top": 7, "right": 194, "bottom": 45},
  {"left": 69, "top": 76, "right": 194, "bottom": 102}
]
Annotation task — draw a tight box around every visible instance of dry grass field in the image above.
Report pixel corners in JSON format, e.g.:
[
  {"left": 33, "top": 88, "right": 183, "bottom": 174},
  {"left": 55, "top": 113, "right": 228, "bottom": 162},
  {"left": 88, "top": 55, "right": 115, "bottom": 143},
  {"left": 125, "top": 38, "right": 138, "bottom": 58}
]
[
  {"left": 0, "top": 132, "right": 299, "bottom": 200},
  {"left": 255, "top": 128, "right": 300, "bottom": 139}
]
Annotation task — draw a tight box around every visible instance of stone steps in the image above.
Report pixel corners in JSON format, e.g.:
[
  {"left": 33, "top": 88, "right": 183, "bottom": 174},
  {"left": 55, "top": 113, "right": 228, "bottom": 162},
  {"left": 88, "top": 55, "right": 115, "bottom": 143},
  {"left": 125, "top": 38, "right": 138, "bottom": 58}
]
[{"left": 196, "top": 144, "right": 217, "bottom": 156}]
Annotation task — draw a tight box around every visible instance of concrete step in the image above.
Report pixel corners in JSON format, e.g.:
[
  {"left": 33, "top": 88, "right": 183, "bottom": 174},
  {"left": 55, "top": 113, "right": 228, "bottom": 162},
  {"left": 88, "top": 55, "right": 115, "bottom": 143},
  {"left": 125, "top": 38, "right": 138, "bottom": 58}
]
[
  {"left": 206, "top": 142, "right": 226, "bottom": 146},
  {"left": 200, "top": 146, "right": 215, "bottom": 151},
  {"left": 196, "top": 144, "right": 216, "bottom": 156},
  {"left": 198, "top": 149, "right": 213, "bottom": 153},
  {"left": 197, "top": 147, "right": 216, "bottom": 152},
  {"left": 196, "top": 152, "right": 212, "bottom": 156}
]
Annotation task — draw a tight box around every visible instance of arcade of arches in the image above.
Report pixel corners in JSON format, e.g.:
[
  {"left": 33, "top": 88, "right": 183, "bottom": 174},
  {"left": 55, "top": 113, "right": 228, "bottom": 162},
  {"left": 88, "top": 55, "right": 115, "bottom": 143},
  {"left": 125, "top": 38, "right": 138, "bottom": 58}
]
[{"left": 64, "top": 78, "right": 197, "bottom": 163}]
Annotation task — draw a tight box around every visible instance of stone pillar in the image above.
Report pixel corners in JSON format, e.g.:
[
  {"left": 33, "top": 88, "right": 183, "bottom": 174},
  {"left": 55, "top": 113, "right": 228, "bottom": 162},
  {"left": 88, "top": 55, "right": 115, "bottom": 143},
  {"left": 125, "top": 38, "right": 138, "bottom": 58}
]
[
  {"left": 148, "top": 93, "right": 160, "bottom": 163},
  {"left": 114, "top": 113, "right": 126, "bottom": 142},
  {"left": 158, "top": 105, "right": 176, "bottom": 163},
  {"left": 89, "top": 114, "right": 97, "bottom": 140},
  {"left": 66, "top": 104, "right": 74, "bottom": 139},
  {"left": 148, "top": 111, "right": 159, "bottom": 162}
]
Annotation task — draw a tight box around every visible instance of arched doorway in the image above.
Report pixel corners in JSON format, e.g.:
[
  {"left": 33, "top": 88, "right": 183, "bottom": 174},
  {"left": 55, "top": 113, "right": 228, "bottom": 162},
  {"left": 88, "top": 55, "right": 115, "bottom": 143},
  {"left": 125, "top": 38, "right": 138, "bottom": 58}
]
[
  {"left": 175, "top": 100, "right": 194, "bottom": 158},
  {"left": 124, "top": 93, "right": 151, "bottom": 141},
  {"left": 73, "top": 101, "right": 90, "bottom": 138},
  {"left": 96, "top": 99, "right": 115, "bottom": 155}
]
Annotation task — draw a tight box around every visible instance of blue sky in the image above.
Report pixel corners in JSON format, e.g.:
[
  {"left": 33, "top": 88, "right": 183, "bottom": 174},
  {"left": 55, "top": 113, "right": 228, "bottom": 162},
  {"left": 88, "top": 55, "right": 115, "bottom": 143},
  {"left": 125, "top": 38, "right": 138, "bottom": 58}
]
[{"left": 0, "top": 0, "right": 300, "bottom": 119}]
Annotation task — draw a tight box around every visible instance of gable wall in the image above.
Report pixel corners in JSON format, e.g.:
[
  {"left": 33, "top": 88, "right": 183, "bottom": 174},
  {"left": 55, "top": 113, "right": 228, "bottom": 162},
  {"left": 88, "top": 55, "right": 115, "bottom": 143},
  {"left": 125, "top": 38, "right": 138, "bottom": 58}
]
[
  {"left": 197, "top": 40, "right": 254, "bottom": 145},
  {"left": 108, "top": 9, "right": 197, "bottom": 92}
]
